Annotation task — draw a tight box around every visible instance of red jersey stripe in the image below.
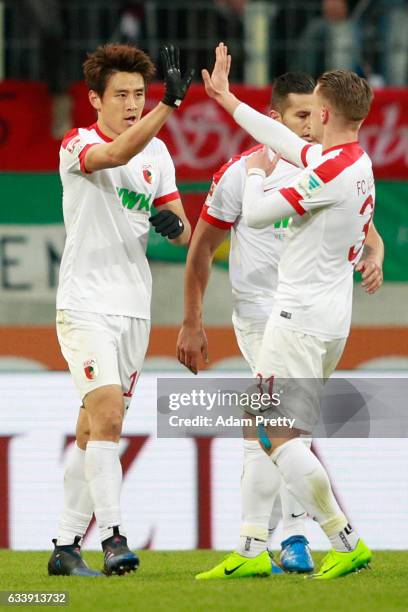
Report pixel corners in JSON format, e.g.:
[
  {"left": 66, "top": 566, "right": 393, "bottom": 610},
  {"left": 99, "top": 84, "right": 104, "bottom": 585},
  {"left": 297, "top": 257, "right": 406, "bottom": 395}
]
[
  {"left": 301, "top": 144, "right": 311, "bottom": 167},
  {"left": 280, "top": 187, "right": 306, "bottom": 215},
  {"left": 79, "top": 144, "right": 96, "bottom": 174},
  {"left": 154, "top": 191, "right": 180, "bottom": 207},
  {"left": 89, "top": 123, "right": 113, "bottom": 142},
  {"left": 321, "top": 140, "right": 360, "bottom": 155},
  {"left": 200, "top": 205, "right": 234, "bottom": 229},
  {"left": 61, "top": 128, "right": 79, "bottom": 149},
  {"left": 314, "top": 143, "right": 364, "bottom": 184},
  {"left": 212, "top": 144, "right": 263, "bottom": 185}
]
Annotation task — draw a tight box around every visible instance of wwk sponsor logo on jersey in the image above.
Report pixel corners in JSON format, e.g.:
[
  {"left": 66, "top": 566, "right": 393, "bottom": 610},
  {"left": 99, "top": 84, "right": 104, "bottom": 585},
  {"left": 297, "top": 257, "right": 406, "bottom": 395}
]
[
  {"left": 297, "top": 170, "right": 324, "bottom": 200},
  {"left": 83, "top": 358, "right": 99, "bottom": 380},
  {"left": 116, "top": 187, "right": 152, "bottom": 212}
]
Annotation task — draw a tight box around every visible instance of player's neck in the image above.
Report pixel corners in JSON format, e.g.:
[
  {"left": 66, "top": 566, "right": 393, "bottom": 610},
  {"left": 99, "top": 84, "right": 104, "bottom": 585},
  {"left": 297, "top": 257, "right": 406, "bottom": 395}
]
[
  {"left": 321, "top": 127, "right": 359, "bottom": 153},
  {"left": 96, "top": 117, "right": 119, "bottom": 141}
]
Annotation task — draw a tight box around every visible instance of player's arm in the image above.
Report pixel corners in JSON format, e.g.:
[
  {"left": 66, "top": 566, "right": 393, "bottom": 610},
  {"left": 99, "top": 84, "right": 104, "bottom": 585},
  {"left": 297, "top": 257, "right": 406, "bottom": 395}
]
[
  {"left": 355, "top": 221, "right": 384, "bottom": 294},
  {"left": 149, "top": 198, "right": 191, "bottom": 246},
  {"left": 84, "top": 105, "right": 173, "bottom": 171},
  {"left": 84, "top": 45, "right": 194, "bottom": 172},
  {"left": 148, "top": 140, "right": 191, "bottom": 245},
  {"left": 202, "top": 43, "right": 310, "bottom": 167},
  {"left": 242, "top": 147, "right": 338, "bottom": 228},
  {"left": 241, "top": 148, "right": 297, "bottom": 228},
  {"left": 177, "top": 219, "right": 227, "bottom": 374}
]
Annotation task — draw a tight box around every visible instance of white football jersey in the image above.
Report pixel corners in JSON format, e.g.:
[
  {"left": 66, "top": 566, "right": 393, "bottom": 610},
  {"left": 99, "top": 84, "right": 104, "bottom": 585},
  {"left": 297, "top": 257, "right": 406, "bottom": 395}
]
[
  {"left": 57, "top": 123, "right": 179, "bottom": 319},
  {"left": 253, "top": 142, "right": 375, "bottom": 339},
  {"left": 201, "top": 145, "right": 303, "bottom": 319}
]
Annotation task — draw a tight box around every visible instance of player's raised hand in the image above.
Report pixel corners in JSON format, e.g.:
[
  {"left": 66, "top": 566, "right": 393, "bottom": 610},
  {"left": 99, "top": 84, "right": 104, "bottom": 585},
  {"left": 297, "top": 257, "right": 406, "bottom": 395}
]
[
  {"left": 202, "top": 42, "right": 232, "bottom": 99},
  {"left": 246, "top": 146, "right": 281, "bottom": 177},
  {"left": 176, "top": 324, "right": 209, "bottom": 375},
  {"left": 160, "top": 44, "right": 194, "bottom": 108},
  {"left": 355, "top": 258, "right": 383, "bottom": 294}
]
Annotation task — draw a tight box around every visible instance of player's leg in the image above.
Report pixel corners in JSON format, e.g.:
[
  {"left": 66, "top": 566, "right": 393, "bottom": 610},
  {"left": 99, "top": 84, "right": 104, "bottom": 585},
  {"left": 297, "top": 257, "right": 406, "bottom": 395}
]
[
  {"left": 234, "top": 317, "right": 281, "bottom": 558},
  {"left": 269, "top": 436, "right": 371, "bottom": 579},
  {"left": 196, "top": 435, "right": 283, "bottom": 580},
  {"left": 49, "top": 310, "right": 119, "bottom": 577},
  {"left": 196, "top": 317, "right": 283, "bottom": 580},
  {"left": 48, "top": 406, "right": 103, "bottom": 577},
  {"left": 51, "top": 309, "right": 135, "bottom": 576},
  {"left": 258, "top": 326, "right": 371, "bottom": 579},
  {"left": 278, "top": 435, "right": 314, "bottom": 573},
  {"left": 83, "top": 382, "right": 139, "bottom": 575},
  {"left": 83, "top": 383, "right": 126, "bottom": 535},
  {"left": 235, "top": 315, "right": 311, "bottom": 571},
  {"left": 96, "top": 316, "right": 150, "bottom": 576},
  {"left": 57, "top": 408, "right": 93, "bottom": 544}
]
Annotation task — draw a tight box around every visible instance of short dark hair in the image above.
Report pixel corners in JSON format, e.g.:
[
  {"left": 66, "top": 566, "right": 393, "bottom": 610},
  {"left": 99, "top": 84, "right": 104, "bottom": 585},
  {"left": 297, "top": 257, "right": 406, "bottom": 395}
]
[
  {"left": 317, "top": 70, "right": 373, "bottom": 123},
  {"left": 271, "top": 72, "right": 316, "bottom": 112},
  {"left": 83, "top": 43, "right": 156, "bottom": 97}
]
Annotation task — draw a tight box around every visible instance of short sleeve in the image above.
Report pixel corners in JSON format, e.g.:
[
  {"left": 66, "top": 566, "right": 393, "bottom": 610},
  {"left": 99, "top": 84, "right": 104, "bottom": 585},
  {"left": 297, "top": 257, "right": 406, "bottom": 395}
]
[
  {"left": 60, "top": 129, "right": 96, "bottom": 175},
  {"left": 279, "top": 166, "right": 336, "bottom": 215},
  {"left": 278, "top": 148, "right": 359, "bottom": 215},
  {"left": 153, "top": 141, "right": 180, "bottom": 206},
  {"left": 200, "top": 161, "right": 244, "bottom": 230}
]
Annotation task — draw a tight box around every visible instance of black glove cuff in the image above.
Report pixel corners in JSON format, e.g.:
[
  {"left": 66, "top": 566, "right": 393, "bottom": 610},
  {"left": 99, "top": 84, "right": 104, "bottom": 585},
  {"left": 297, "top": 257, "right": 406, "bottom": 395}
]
[{"left": 161, "top": 94, "right": 182, "bottom": 108}]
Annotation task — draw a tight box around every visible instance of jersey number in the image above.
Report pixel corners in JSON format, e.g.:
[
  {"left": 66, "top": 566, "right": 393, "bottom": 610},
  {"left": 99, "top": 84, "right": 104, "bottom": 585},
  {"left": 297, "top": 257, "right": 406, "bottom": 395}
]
[
  {"left": 256, "top": 373, "right": 275, "bottom": 397},
  {"left": 348, "top": 195, "right": 374, "bottom": 265},
  {"left": 123, "top": 371, "right": 138, "bottom": 398}
]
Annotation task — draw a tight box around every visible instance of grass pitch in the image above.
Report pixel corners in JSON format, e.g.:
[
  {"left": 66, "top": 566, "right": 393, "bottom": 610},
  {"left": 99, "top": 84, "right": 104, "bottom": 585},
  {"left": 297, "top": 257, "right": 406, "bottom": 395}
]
[{"left": 0, "top": 550, "right": 407, "bottom": 612}]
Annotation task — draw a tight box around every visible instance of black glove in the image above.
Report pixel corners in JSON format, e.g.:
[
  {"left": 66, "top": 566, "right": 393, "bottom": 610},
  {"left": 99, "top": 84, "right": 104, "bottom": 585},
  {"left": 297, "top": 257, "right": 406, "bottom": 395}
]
[
  {"left": 149, "top": 210, "right": 185, "bottom": 239},
  {"left": 160, "top": 44, "right": 194, "bottom": 108}
]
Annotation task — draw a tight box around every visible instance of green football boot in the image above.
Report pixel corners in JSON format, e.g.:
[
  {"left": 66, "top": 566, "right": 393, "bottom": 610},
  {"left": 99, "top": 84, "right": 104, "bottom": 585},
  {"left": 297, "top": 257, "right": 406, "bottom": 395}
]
[
  {"left": 312, "top": 539, "right": 372, "bottom": 580},
  {"left": 195, "top": 550, "right": 282, "bottom": 580}
]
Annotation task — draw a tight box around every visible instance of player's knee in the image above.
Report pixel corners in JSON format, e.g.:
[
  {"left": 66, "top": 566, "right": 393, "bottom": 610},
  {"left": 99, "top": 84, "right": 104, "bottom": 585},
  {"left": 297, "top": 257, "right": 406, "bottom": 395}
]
[
  {"left": 94, "top": 408, "right": 123, "bottom": 439},
  {"left": 85, "top": 386, "right": 124, "bottom": 439}
]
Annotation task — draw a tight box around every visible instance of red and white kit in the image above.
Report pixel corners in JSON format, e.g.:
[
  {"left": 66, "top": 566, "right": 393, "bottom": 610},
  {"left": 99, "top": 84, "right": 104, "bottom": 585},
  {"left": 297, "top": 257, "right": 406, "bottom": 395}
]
[
  {"left": 57, "top": 124, "right": 179, "bottom": 405},
  {"left": 201, "top": 145, "right": 302, "bottom": 372},
  {"left": 234, "top": 104, "right": 375, "bottom": 429}
]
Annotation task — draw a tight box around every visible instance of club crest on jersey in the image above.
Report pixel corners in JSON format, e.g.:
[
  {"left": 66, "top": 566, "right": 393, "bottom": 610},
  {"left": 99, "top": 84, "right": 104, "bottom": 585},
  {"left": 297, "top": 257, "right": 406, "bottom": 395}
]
[
  {"left": 143, "top": 165, "right": 153, "bottom": 184},
  {"left": 84, "top": 359, "right": 98, "bottom": 380},
  {"left": 297, "top": 170, "right": 324, "bottom": 199},
  {"left": 66, "top": 136, "right": 84, "bottom": 155}
]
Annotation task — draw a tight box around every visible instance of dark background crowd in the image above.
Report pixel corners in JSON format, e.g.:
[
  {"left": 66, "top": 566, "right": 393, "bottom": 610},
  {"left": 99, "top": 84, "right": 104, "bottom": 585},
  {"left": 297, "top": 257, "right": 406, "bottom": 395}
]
[{"left": 3, "top": 0, "right": 408, "bottom": 136}]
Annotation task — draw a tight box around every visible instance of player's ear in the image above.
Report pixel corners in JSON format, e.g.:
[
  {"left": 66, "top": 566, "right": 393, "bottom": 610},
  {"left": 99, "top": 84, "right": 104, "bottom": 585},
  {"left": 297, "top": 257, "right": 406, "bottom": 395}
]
[
  {"left": 321, "top": 107, "right": 329, "bottom": 125},
  {"left": 89, "top": 90, "right": 102, "bottom": 112},
  {"left": 269, "top": 109, "right": 282, "bottom": 123}
]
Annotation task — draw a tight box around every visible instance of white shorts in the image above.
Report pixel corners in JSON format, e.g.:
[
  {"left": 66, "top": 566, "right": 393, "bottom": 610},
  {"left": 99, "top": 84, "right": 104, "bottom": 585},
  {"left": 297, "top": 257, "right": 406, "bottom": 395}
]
[
  {"left": 56, "top": 310, "right": 150, "bottom": 410},
  {"left": 232, "top": 313, "right": 267, "bottom": 375},
  {"left": 255, "top": 323, "right": 347, "bottom": 432}
]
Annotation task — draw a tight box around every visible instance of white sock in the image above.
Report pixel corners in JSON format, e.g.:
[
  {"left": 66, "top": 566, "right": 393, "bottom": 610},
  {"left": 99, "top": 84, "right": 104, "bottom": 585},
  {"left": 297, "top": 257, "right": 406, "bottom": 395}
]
[
  {"left": 84, "top": 440, "right": 125, "bottom": 543},
  {"left": 272, "top": 438, "right": 358, "bottom": 551},
  {"left": 279, "top": 437, "right": 311, "bottom": 541},
  {"left": 238, "top": 535, "right": 268, "bottom": 558},
  {"left": 279, "top": 484, "right": 307, "bottom": 541},
  {"left": 239, "top": 440, "right": 281, "bottom": 557},
  {"left": 57, "top": 442, "right": 94, "bottom": 545},
  {"left": 328, "top": 523, "right": 359, "bottom": 552},
  {"left": 267, "top": 495, "right": 282, "bottom": 550}
]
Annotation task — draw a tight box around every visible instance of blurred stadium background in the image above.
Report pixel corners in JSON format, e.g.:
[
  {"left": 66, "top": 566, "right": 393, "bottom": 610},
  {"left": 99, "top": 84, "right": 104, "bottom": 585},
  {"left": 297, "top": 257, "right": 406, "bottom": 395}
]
[{"left": 0, "top": 0, "right": 407, "bottom": 553}]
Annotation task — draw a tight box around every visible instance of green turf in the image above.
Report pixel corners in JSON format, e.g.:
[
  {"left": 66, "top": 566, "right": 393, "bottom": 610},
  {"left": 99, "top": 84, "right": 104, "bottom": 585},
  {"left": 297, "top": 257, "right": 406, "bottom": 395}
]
[{"left": 0, "top": 551, "right": 407, "bottom": 612}]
